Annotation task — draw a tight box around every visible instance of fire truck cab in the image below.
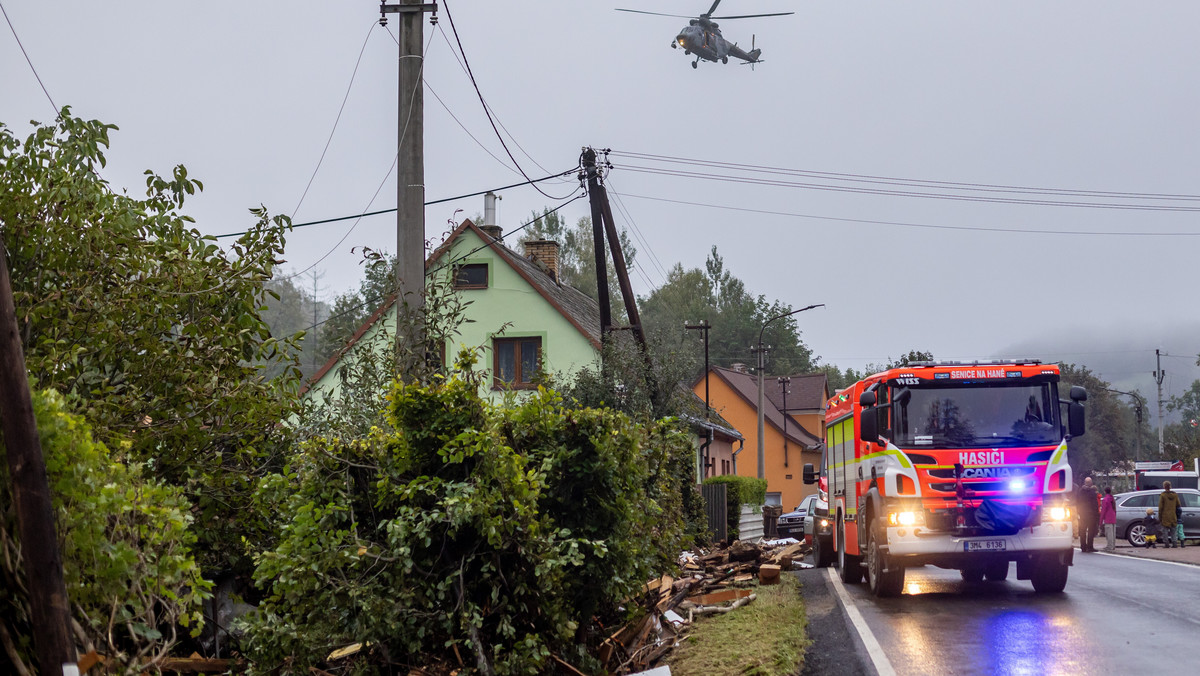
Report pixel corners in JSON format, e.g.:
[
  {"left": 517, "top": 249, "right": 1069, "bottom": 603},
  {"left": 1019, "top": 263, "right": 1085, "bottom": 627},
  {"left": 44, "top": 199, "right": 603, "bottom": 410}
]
[{"left": 804, "top": 360, "right": 1087, "bottom": 596}]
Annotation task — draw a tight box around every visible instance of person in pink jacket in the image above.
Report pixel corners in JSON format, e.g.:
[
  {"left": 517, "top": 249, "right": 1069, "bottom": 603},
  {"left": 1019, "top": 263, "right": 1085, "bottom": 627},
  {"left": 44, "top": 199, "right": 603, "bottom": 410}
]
[{"left": 1099, "top": 486, "right": 1118, "bottom": 552}]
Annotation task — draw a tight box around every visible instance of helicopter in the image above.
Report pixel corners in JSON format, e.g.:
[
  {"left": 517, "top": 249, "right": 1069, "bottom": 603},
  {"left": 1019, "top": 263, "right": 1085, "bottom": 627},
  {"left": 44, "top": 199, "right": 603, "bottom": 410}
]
[{"left": 616, "top": 1, "right": 793, "bottom": 69}]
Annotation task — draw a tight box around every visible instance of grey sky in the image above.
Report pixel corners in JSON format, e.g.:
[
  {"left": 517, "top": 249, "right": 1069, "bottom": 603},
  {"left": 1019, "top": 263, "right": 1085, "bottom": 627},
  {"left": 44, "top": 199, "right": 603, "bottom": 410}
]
[{"left": 3, "top": 1, "right": 1198, "bottom": 410}]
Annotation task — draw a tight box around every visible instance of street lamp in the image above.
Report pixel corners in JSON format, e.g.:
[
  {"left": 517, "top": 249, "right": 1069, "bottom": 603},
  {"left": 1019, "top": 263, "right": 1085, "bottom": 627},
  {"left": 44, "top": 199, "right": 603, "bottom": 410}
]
[
  {"left": 1104, "top": 387, "right": 1146, "bottom": 466},
  {"left": 756, "top": 304, "right": 824, "bottom": 480}
]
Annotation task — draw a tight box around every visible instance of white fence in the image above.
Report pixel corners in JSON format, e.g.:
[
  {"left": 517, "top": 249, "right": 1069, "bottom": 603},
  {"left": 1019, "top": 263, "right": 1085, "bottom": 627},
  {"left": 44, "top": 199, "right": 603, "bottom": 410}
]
[{"left": 738, "top": 503, "right": 764, "bottom": 542}]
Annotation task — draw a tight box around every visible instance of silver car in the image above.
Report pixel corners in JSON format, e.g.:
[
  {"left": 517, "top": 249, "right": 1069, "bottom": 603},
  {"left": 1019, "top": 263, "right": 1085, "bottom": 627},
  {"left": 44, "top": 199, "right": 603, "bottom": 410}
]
[
  {"left": 778, "top": 494, "right": 818, "bottom": 543},
  {"left": 1114, "top": 488, "right": 1200, "bottom": 546}
]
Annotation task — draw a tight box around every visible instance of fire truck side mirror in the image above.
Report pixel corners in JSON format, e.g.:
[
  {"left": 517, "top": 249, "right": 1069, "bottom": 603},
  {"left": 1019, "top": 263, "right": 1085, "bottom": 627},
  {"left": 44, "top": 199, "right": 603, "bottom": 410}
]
[
  {"left": 859, "top": 391, "right": 877, "bottom": 407},
  {"left": 860, "top": 407, "right": 879, "bottom": 443},
  {"left": 1068, "top": 401, "right": 1086, "bottom": 438},
  {"left": 803, "top": 463, "right": 817, "bottom": 484},
  {"left": 1069, "top": 386, "right": 1087, "bottom": 402}
]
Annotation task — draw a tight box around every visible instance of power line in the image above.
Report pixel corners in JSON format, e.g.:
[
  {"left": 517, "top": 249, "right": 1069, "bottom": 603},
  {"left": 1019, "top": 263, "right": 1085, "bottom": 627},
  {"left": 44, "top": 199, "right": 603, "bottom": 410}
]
[
  {"left": 610, "top": 150, "right": 1200, "bottom": 203},
  {"left": 440, "top": 0, "right": 576, "bottom": 201},
  {"left": 1, "top": 1, "right": 56, "bottom": 115},
  {"left": 273, "top": 31, "right": 434, "bottom": 284},
  {"left": 606, "top": 178, "right": 671, "bottom": 284},
  {"left": 616, "top": 192, "right": 1200, "bottom": 237},
  {"left": 617, "top": 164, "right": 1200, "bottom": 213},
  {"left": 213, "top": 169, "right": 578, "bottom": 240},
  {"left": 290, "top": 21, "right": 377, "bottom": 220},
  {"left": 298, "top": 192, "right": 585, "bottom": 334}
]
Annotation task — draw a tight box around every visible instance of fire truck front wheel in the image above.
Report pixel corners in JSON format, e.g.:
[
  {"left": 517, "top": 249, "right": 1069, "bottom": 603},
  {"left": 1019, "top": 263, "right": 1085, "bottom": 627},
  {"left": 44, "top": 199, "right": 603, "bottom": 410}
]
[
  {"left": 1030, "top": 553, "right": 1069, "bottom": 593},
  {"left": 837, "top": 520, "right": 863, "bottom": 584},
  {"left": 866, "top": 522, "right": 904, "bottom": 597},
  {"left": 813, "top": 534, "right": 834, "bottom": 568}
]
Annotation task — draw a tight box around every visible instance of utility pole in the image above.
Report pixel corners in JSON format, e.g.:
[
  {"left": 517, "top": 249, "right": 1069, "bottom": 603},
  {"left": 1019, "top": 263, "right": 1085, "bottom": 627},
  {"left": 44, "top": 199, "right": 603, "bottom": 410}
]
[
  {"left": 756, "top": 304, "right": 824, "bottom": 481},
  {"left": 381, "top": 1, "right": 437, "bottom": 373},
  {"left": 1104, "top": 387, "right": 1144, "bottom": 467},
  {"left": 778, "top": 376, "right": 791, "bottom": 468},
  {"left": 685, "top": 320, "right": 711, "bottom": 418},
  {"left": 309, "top": 270, "right": 324, "bottom": 372},
  {"left": 0, "top": 234, "right": 75, "bottom": 676},
  {"left": 582, "top": 148, "right": 612, "bottom": 340},
  {"left": 1154, "top": 349, "right": 1166, "bottom": 457},
  {"left": 752, "top": 343, "right": 770, "bottom": 479}
]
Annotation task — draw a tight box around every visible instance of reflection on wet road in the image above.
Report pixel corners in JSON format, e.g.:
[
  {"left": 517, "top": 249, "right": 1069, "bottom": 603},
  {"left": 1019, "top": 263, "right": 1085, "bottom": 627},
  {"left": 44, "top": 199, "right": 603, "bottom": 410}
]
[{"left": 842, "top": 553, "right": 1200, "bottom": 675}]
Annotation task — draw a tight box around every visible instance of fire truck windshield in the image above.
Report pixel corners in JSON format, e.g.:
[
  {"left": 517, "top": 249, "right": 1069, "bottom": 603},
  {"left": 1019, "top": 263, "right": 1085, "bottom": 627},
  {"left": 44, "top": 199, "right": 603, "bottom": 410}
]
[{"left": 892, "top": 382, "right": 1061, "bottom": 449}]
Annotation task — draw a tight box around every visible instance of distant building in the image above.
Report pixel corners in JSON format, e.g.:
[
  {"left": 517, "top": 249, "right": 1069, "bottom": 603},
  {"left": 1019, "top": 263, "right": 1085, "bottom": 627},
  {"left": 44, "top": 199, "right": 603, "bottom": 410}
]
[{"left": 693, "top": 366, "right": 828, "bottom": 510}]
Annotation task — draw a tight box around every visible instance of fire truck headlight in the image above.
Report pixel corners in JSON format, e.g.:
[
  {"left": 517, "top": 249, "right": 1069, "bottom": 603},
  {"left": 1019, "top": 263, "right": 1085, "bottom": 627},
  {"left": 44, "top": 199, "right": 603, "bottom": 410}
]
[
  {"left": 819, "top": 519, "right": 829, "bottom": 529},
  {"left": 1049, "top": 506, "right": 1069, "bottom": 521},
  {"left": 1008, "top": 479, "right": 1027, "bottom": 492},
  {"left": 888, "top": 511, "right": 919, "bottom": 526}
]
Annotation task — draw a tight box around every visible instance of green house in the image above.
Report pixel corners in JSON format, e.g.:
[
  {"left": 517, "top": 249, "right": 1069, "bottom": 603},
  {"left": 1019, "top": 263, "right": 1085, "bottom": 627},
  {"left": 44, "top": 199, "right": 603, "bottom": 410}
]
[{"left": 305, "top": 217, "right": 602, "bottom": 402}]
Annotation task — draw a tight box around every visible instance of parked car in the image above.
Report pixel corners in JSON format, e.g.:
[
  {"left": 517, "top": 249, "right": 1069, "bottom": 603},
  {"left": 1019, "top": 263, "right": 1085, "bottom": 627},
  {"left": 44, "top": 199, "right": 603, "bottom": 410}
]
[
  {"left": 1113, "top": 488, "right": 1200, "bottom": 546},
  {"left": 778, "top": 494, "right": 818, "bottom": 543}
]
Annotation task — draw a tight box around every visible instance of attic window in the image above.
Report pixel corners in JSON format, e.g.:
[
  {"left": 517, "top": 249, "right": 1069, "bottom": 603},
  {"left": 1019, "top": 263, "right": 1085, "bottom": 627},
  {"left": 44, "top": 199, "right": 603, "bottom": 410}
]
[{"left": 453, "top": 263, "right": 488, "bottom": 290}]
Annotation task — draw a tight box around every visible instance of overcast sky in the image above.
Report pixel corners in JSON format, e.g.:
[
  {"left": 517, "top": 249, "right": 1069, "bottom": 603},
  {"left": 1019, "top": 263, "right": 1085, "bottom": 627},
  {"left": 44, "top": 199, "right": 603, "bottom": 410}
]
[{"left": 3, "top": 1, "right": 1198, "bottom": 409}]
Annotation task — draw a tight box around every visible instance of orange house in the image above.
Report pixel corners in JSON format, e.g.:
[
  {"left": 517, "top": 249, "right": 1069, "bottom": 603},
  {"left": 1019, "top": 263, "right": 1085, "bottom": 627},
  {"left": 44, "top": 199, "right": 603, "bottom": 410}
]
[{"left": 693, "top": 366, "right": 829, "bottom": 511}]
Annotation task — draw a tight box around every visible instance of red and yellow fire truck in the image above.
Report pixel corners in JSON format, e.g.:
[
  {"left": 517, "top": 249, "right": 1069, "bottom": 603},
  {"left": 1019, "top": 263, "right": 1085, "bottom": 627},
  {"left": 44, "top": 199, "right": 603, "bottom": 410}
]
[{"left": 804, "top": 359, "right": 1087, "bottom": 596}]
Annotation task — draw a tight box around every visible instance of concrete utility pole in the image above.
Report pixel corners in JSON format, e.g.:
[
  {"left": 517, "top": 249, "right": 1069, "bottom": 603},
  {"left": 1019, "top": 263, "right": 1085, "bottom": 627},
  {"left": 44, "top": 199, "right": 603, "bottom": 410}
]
[
  {"left": 0, "top": 234, "right": 76, "bottom": 676},
  {"left": 382, "top": 1, "right": 437, "bottom": 372},
  {"left": 1104, "top": 388, "right": 1145, "bottom": 466},
  {"left": 756, "top": 304, "right": 823, "bottom": 480},
  {"left": 1154, "top": 349, "right": 1166, "bottom": 457}
]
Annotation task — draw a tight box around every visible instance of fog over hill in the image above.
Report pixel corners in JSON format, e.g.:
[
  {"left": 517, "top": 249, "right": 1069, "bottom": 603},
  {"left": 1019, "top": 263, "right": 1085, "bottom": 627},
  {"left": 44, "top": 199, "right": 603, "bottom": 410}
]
[{"left": 999, "top": 320, "right": 1200, "bottom": 427}]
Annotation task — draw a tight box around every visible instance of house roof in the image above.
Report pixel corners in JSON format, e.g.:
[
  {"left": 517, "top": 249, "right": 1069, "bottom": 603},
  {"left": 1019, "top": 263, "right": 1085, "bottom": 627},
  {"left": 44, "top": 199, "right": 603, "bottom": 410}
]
[
  {"left": 765, "top": 373, "right": 829, "bottom": 414},
  {"left": 304, "top": 219, "right": 601, "bottom": 391},
  {"left": 701, "top": 366, "right": 822, "bottom": 449}
]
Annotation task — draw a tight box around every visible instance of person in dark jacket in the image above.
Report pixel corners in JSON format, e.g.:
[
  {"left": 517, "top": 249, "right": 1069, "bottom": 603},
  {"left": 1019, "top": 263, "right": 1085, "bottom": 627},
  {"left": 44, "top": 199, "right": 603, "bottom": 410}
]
[
  {"left": 1076, "top": 477, "right": 1100, "bottom": 552},
  {"left": 1143, "top": 509, "right": 1161, "bottom": 548},
  {"left": 1158, "top": 481, "right": 1182, "bottom": 548}
]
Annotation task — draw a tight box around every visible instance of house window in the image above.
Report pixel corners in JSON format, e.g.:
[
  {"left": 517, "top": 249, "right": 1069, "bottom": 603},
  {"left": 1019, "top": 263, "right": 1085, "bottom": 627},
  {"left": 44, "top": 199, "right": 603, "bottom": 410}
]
[
  {"left": 453, "top": 263, "right": 488, "bottom": 289},
  {"left": 493, "top": 337, "right": 541, "bottom": 389}
]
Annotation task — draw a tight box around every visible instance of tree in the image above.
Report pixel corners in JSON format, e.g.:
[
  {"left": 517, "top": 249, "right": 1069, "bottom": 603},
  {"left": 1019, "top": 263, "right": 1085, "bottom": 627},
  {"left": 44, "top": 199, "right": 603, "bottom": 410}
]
[
  {"left": 1057, "top": 364, "right": 1135, "bottom": 478},
  {"left": 640, "top": 247, "right": 815, "bottom": 378},
  {"left": 261, "top": 274, "right": 329, "bottom": 379},
  {"left": 1, "top": 110, "right": 301, "bottom": 573},
  {"left": 315, "top": 250, "right": 397, "bottom": 366},
  {"left": 1166, "top": 380, "right": 1200, "bottom": 466}
]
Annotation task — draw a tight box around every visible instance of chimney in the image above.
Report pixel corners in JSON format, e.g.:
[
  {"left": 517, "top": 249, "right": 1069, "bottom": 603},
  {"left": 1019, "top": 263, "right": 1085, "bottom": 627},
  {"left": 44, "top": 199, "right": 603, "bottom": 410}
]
[
  {"left": 523, "top": 239, "right": 561, "bottom": 281},
  {"left": 479, "top": 191, "right": 503, "bottom": 241},
  {"left": 731, "top": 363, "right": 749, "bottom": 374}
]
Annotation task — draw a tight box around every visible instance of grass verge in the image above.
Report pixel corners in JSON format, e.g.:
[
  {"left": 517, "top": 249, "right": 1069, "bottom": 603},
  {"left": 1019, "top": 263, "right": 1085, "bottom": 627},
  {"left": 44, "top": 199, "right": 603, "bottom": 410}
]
[{"left": 665, "top": 573, "right": 808, "bottom": 675}]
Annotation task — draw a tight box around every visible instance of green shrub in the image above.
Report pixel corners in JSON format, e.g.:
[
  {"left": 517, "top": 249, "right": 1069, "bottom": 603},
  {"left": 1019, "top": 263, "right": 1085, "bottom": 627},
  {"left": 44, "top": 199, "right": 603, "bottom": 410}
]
[
  {"left": 245, "top": 376, "right": 695, "bottom": 674},
  {"left": 702, "top": 475, "right": 767, "bottom": 541},
  {"left": 1, "top": 389, "right": 210, "bottom": 674}
]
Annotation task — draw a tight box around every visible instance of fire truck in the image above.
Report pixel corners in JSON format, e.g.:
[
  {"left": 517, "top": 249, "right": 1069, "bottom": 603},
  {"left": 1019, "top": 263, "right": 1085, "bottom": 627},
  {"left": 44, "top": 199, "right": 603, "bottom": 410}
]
[{"left": 804, "top": 360, "right": 1087, "bottom": 596}]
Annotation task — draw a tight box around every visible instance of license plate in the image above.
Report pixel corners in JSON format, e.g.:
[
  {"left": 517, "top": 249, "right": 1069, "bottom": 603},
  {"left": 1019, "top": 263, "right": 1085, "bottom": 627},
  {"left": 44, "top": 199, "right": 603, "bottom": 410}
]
[{"left": 965, "top": 539, "right": 1006, "bottom": 552}]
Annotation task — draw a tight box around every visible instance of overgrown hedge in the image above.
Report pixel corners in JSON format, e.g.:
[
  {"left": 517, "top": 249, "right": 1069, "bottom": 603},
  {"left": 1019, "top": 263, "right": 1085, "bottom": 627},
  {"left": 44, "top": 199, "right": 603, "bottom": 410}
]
[
  {"left": 245, "top": 376, "right": 697, "bottom": 674},
  {"left": 1, "top": 390, "right": 209, "bottom": 674},
  {"left": 702, "top": 475, "right": 768, "bottom": 541}
]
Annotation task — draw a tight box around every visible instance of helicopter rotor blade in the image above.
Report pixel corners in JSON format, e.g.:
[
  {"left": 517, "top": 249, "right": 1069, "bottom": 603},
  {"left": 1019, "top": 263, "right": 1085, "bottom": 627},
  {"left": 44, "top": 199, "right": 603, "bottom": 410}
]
[
  {"left": 615, "top": 8, "right": 696, "bottom": 19},
  {"left": 705, "top": 0, "right": 724, "bottom": 18},
  {"left": 710, "top": 12, "right": 795, "bottom": 20}
]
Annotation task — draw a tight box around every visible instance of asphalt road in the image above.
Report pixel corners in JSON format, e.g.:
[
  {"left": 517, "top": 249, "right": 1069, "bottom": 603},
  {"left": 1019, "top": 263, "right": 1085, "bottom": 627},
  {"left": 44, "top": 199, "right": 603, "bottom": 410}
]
[{"left": 837, "top": 552, "right": 1200, "bottom": 675}]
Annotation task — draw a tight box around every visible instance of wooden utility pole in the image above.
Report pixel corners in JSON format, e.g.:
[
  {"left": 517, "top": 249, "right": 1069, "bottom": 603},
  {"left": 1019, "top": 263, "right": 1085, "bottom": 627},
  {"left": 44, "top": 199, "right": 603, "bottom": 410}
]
[
  {"left": 0, "top": 234, "right": 75, "bottom": 676},
  {"left": 382, "top": 1, "right": 436, "bottom": 372},
  {"left": 582, "top": 148, "right": 612, "bottom": 338}
]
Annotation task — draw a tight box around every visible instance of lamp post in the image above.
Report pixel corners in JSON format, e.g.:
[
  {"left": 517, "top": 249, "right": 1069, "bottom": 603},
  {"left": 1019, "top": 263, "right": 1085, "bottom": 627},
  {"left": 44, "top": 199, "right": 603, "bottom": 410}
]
[
  {"left": 757, "top": 304, "right": 824, "bottom": 480},
  {"left": 1104, "top": 387, "right": 1146, "bottom": 467}
]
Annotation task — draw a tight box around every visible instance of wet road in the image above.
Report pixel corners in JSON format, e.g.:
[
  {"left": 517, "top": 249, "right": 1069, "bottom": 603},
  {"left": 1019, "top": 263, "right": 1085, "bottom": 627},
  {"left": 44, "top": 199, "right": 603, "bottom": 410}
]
[{"left": 839, "top": 552, "right": 1200, "bottom": 675}]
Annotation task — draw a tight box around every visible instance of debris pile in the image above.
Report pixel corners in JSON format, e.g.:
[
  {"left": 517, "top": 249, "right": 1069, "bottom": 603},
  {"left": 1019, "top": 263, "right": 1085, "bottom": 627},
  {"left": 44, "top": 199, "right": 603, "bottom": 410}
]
[{"left": 600, "top": 537, "right": 812, "bottom": 674}]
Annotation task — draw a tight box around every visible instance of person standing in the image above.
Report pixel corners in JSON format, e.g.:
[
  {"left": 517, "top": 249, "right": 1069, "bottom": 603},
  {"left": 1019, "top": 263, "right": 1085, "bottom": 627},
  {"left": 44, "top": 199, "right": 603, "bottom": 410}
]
[
  {"left": 1100, "top": 486, "right": 1117, "bottom": 552},
  {"left": 1158, "top": 481, "right": 1181, "bottom": 548},
  {"left": 1076, "top": 476, "right": 1100, "bottom": 552}
]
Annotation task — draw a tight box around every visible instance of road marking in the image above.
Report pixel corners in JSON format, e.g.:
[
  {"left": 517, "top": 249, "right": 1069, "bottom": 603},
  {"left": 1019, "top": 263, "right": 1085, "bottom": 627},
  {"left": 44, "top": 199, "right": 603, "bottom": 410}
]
[
  {"left": 826, "top": 568, "right": 897, "bottom": 676},
  {"left": 1091, "top": 549, "right": 1200, "bottom": 571}
]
